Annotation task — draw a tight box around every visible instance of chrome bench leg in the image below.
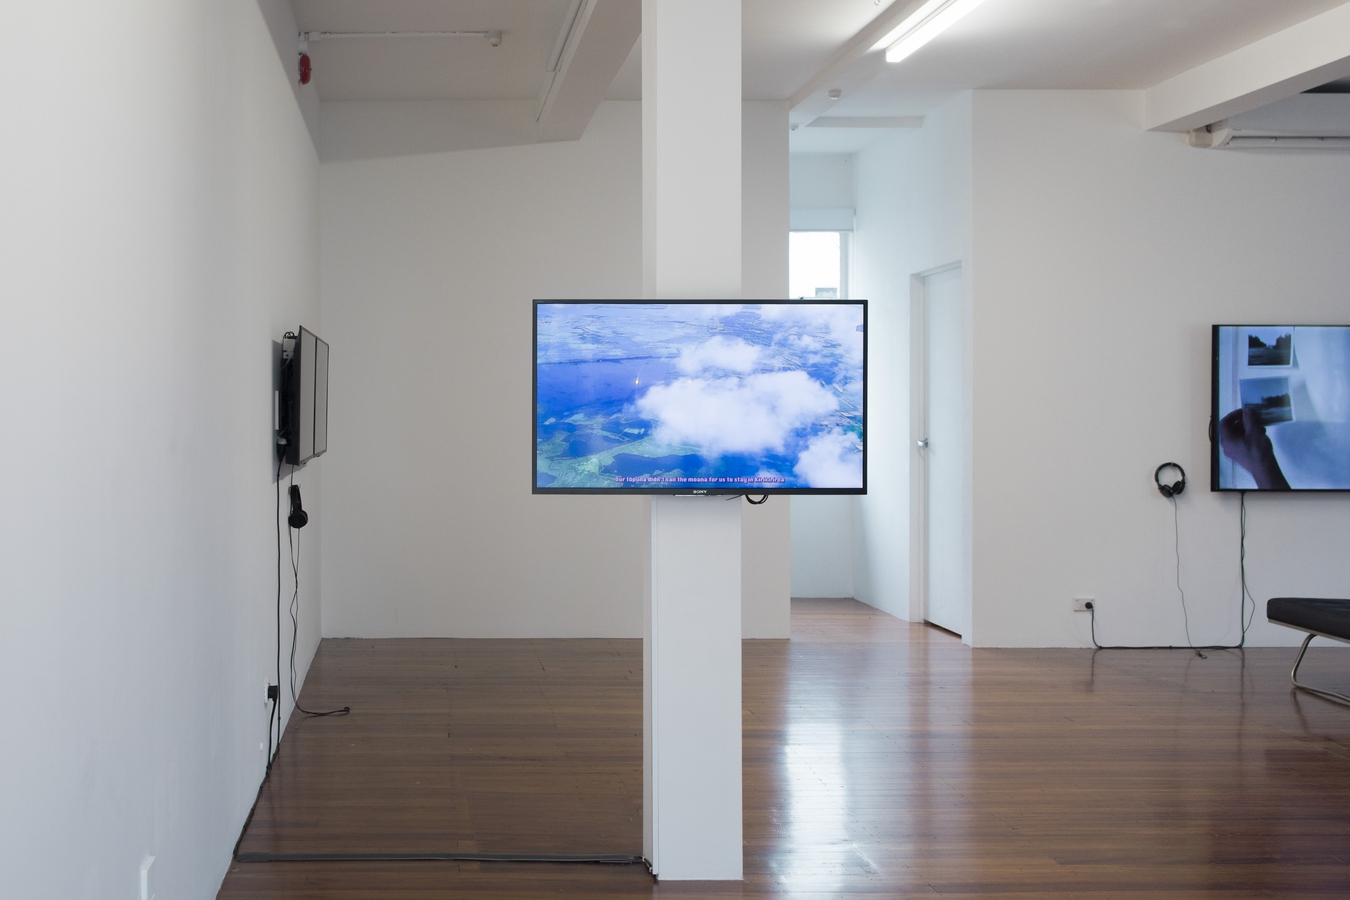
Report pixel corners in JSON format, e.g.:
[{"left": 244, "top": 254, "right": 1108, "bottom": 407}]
[{"left": 1290, "top": 633, "right": 1350, "bottom": 707}]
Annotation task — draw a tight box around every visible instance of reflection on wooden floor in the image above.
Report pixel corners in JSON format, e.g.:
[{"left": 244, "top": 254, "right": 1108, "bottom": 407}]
[{"left": 220, "top": 598, "right": 1350, "bottom": 897}]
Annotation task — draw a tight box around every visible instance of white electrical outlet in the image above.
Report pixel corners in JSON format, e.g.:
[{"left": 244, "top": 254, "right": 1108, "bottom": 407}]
[
  {"left": 1073, "top": 597, "right": 1094, "bottom": 612},
  {"left": 140, "top": 854, "right": 155, "bottom": 900}
]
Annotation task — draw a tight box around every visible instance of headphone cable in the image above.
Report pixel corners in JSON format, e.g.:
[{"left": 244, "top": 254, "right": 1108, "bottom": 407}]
[
  {"left": 1171, "top": 496, "right": 1200, "bottom": 655},
  {"left": 1091, "top": 470, "right": 1246, "bottom": 654},
  {"left": 269, "top": 452, "right": 283, "bottom": 768},
  {"left": 287, "top": 466, "right": 349, "bottom": 718}
]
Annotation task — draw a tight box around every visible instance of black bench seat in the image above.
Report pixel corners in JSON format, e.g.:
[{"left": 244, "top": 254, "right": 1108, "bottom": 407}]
[{"left": 1267, "top": 597, "right": 1350, "bottom": 706}]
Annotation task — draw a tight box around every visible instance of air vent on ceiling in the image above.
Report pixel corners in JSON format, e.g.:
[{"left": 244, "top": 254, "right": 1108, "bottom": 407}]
[{"left": 1189, "top": 94, "right": 1350, "bottom": 150}]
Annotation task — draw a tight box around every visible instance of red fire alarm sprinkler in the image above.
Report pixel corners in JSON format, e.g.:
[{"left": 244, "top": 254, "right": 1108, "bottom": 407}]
[{"left": 298, "top": 53, "right": 312, "bottom": 85}]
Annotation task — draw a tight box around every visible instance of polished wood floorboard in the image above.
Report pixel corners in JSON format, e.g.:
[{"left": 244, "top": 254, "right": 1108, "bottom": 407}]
[
  {"left": 220, "top": 598, "right": 1350, "bottom": 897},
  {"left": 235, "top": 638, "right": 643, "bottom": 857}
]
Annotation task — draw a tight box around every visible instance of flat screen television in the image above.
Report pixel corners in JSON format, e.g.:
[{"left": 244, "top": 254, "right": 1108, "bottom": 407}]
[
  {"left": 534, "top": 300, "right": 866, "bottom": 494},
  {"left": 1211, "top": 324, "right": 1350, "bottom": 491},
  {"left": 279, "top": 326, "right": 329, "bottom": 466}
]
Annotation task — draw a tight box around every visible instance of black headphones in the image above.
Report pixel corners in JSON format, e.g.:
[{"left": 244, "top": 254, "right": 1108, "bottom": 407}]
[
  {"left": 288, "top": 484, "right": 309, "bottom": 529},
  {"left": 1154, "top": 462, "right": 1186, "bottom": 498}
]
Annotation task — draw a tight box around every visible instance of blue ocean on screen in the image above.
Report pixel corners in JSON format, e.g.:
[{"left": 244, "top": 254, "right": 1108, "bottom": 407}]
[{"left": 535, "top": 302, "right": 865, "bottom": 490}]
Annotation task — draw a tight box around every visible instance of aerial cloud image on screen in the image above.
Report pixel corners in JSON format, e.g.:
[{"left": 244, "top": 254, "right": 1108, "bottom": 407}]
[{"left": 535, "top": 302, "right": 865, "bottom": 492}]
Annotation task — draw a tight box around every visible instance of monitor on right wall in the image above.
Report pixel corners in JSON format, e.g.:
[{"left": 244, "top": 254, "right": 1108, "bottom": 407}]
[{"left": 1212, "top": 325, "right": 1350, "bottom": 491}]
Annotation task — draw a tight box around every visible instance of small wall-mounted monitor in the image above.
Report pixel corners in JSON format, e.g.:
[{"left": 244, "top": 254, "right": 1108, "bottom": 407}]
[
  {"left": 1211, "top": 324, "right": 1350, "bottom": 491},
  {"left": 279, "top": 326, "right": 329, "bottom": 466},
  {"left": 533, "top": 300, "right": 866, "bottom": 494}
]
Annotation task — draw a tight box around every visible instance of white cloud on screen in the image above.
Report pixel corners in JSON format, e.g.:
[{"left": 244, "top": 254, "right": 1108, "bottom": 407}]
[
  {"left": 635, "top": 370, "right": 838, "bottom": 455},
  {"left": 677, "top": 336, "right": 761, "bottom": 375},
  {"left": 684, "top": 304, "right": 746, "bottom": 320},
  {"left": 793, "top": 430, "right": 863, "bottom": 488},
  {"left": 759, "top": 303, "right": 864, "bottom": 365}
]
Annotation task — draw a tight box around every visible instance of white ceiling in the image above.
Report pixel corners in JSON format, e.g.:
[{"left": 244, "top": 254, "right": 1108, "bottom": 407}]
[
  {"left": 821, "top": 0, "right": 1350, "bottom": 120},
  {"left": 741, "top": 0, "right": 908, "bottom": 101},
  {"left": 605, "top": 0, "right": 904, "bottom": 104},
  {"left": 288, "top": 0, "right": 1350, "bottom": 123}
]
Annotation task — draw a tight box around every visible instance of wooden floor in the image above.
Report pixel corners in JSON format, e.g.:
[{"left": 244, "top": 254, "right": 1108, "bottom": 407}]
[{"left": 220, "top": 598, "right": 1350, "bottom": 898}]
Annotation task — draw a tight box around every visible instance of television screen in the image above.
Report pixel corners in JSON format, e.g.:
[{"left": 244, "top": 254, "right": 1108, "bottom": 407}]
[
  {"left": 534, "top": 301, "right": 866, "bottom": 494},
  {"left": 1212, "top": 324, "right": 1350, "bottom": 491},
  {"left": 279, "top": 326, "right": 330, "bottom": 466}
]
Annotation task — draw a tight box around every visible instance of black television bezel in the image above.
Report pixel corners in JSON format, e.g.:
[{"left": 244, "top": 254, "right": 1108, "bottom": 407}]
[
  {"left": 279, "top": 325, "right": 330, "bottom": 467},
  {"left": 1210, "top": 323, "right": 1350, "bottom": 492},
  {"left": 532, "top": 298, "right": 868, "bottom": 496}
]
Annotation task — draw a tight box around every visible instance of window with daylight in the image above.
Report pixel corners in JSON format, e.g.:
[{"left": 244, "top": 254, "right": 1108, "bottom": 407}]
[{"left": 789, "top": 231, "right": 850, "bottom": 301}]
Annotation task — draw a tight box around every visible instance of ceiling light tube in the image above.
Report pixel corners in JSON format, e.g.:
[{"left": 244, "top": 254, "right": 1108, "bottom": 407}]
[{"left": 872, "top": 0, "right": 986, "bottom": 64}]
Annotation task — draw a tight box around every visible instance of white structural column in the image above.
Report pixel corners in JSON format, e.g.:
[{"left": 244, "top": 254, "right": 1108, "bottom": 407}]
[
  {"left": 641, "top": 0, "right": 744, "bottom": 881},
  {"left": 645, "top": 496, "right": 743, "bottom": 879},
  {"left": 642, "top": 0, "right": 742, "bottom": 299}
]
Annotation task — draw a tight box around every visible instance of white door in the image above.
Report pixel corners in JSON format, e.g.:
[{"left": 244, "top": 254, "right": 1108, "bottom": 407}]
[{"left": 918, "top": 266, "right": 968, "bottom": 637}]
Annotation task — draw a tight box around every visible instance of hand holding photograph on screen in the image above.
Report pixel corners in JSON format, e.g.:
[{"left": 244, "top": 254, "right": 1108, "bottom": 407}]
[
  {"left": 1218, "top": 407, "right": 1289, "bottom": 490},
  {"left": 1212, "top": 325, "right": 1350, "bottom": 491}
]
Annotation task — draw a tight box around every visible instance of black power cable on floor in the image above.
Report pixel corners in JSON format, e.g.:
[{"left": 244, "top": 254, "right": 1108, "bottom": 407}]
[
  {"left": 1090, "top": 491, "right": 1251, "bottom": 655},
  {"left": 234, "top": 850, "right": 648, "bottom": 865}
]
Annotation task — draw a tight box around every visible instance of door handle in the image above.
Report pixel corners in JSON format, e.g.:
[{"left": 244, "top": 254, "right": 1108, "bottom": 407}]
[{"left": 917, "top": 439, "right": 929, "bottom": 449}]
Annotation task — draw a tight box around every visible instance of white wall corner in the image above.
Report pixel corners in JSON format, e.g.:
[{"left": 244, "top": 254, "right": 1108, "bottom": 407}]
[
  {"left": 253, "top": 0, "right": 320, "bottom": 148},
  {"left": 743, "top": 499, "right": 791, "bottom": 638},
  {"left": 741, "top": 99, "right": 792, "bottom": 639}
]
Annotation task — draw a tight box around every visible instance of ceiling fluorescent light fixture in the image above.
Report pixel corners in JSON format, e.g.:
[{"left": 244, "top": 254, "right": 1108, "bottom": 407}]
[{"left": 873, "top": 0, "right": 987, "bottom": 64}]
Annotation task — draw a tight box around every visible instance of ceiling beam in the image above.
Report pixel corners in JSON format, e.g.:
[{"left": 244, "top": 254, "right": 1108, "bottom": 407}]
[
  {"left": 787, "top": 0, "right": 930, "bottom": 112},
  {"left": 537, "top": 0, "right": 641, "bottom": 143},
  {"left": 1144, "top": 2, "right": 1350, "bottom": 133}
]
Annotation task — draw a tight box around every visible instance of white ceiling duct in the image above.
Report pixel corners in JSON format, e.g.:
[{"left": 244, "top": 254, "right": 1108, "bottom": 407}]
[
  {"left": 1190, "top": 94, "right": 1350, "bottom": 149},
  {"left": 301, "top": 30, "right": 502, "bottom": 47}
]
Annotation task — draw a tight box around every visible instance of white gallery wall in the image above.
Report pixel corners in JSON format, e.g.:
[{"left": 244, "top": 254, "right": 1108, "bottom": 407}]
[
  {"left": 0, "top": 2, "right": 321, "bottom": 897},
  {"left": 787, "top": 151, "right": 859, "bottom": 600},
  {"left": 319, "top": 101, "right": 792, "bottom": 639},
  {"left": 741, "top": 101, "right": 794, "bottom": 639},
  {"left": 790, "top": 495, "right": 856, "bottom": 598},
  {"left": 789, "top": 153, "right": 855, "bottom": 213},
  {"left": 850, "top": 95, "right": 974, "bottom": 623},
  {"left": 848, "top": 88, "right": 1350, "bottom": 647},
  {"left": 969, "top": 90, "right": 1350, "bottom": 648}
]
